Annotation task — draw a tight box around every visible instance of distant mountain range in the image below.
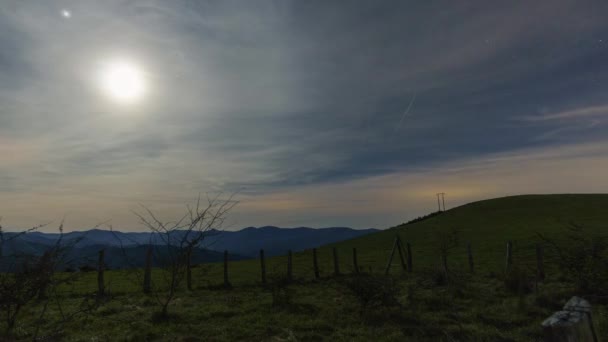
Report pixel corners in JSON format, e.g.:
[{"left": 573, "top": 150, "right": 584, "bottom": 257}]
[
  {"left": 1, "top": 226, "right": 378, "bottom": 270},
  {"left": 202, "top": 226, "right": 379, "bottom": 257}
]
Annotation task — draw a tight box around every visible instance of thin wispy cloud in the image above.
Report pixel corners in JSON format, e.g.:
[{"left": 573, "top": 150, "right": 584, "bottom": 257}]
[
  {"left": 1, "top": 0, "right": 608, "bottom": 230},
  {"left": 521, "top": 104, "right": 608, "bottom": 122}
]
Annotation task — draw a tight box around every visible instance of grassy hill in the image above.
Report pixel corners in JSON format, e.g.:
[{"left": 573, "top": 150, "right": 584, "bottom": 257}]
[
  {"left": 4, "top": 194, "right": 608, "bottom": 341},
  {"left": 323, "top": 194, "right": 608, "bottom": 275},
  {"left": 205, "top": 194, "right": 608, "bottom": 286}
]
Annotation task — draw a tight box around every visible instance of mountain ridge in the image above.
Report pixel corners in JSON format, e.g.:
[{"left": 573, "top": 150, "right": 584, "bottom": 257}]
[{"left": 3, "top": 226, "right": 380, "bottom": 263}]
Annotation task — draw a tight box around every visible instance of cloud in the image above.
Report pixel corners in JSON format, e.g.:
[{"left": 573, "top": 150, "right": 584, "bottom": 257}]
[
  {"left": 234, "top": 139, "right": 608, "bottom": 228},
  {"left": 1, "top": 0, "right": 608, "bottom": 229},
  {"left": 520, "top": 104, "right": 608, "bottom": 122}
]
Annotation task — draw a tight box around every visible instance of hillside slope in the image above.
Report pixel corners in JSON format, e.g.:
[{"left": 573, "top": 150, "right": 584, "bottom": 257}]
[{"left": 320, "top": 194, "right": 608, "bottom": 273}]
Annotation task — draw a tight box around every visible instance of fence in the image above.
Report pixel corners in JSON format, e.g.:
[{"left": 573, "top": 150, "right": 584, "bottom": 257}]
[{"left": 90, "top": 235, "right": 555, "bottom": 296}]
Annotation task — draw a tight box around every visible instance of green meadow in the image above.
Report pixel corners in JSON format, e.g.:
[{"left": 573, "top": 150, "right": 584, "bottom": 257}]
[{"left": 5, "top": 194, "right": 608, "bottom": 341}]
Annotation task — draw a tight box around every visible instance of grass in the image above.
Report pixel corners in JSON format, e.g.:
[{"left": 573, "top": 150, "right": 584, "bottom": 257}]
[
  {"left": 13, "top": 273, "right": 607, "bottom": 341},
  {"left": 326, "top": 194, "right": 608, "bottom": 274},
  {"left": 4, "top": 194, "right": 608, "bottom": 340}
]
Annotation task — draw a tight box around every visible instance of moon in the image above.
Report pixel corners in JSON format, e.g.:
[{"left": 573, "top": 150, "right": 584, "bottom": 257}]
[{"left": 98, "top": 59, "right": 147, "bottom": 105}]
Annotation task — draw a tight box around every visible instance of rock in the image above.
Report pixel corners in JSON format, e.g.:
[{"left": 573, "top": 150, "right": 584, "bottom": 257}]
[
  {"left": 563, "top": 296, "right": 592, "bottom": 314},
  {"left": 541, "top": 296, "right": 598, "bottom": 342}
]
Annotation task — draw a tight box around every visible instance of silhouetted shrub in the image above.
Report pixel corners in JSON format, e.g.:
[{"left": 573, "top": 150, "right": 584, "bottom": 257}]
[
  {"left": 540, "top": 224, "right": 608, "bottom": 296},
  {"left": 431, "top": 268, "right": 448, "bottom": 286},
  {"left": 503, "top": 265, "right": 533, "bottom": 295},
  {"left": 389, "top": 211, "right": 444, "bottom": 229},
  {"left": 268, "top": 275, "right": 292, "bottom": 308},
  {"left": 405, "top": 210, "right": 443, "bottom": 225},
  {"left": 79, "top": 265, "right": 96, "bottom": 272},
  {"left": 343, "top": 273, "right": 400, "bottom": 317}
]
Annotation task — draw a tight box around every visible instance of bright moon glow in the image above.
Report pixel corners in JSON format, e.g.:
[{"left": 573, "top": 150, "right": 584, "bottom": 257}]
[
  {"left": 98, "top": 59, "right": 147, "bottom": 104},
  {"left": 61, "top": 9, "right": 71, "bottom": 18}
]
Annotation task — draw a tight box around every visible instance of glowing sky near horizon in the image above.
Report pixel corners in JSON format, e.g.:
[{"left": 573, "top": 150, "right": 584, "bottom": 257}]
[{"left": 1, "top": 1, "right": 608, "bottom": 231}]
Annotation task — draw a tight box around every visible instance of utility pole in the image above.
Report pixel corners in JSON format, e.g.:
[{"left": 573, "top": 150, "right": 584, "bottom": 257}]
[
  {"left": 436, "top": 193, "right": 446, "bottom": 211},
  {"left": 436, "top": 193, "right": 441, "bottom": 212}
]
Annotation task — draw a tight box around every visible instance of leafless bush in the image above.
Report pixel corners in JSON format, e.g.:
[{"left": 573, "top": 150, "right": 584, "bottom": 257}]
[
  {"left": 503, "top": 264, "right": 534, "bottom": 295},
  {"left": 343, "top": 273, "right": 401, "bottom": 318},
  {"left": 0, "top": 219, "right": 98, "bottom": 338},
  {"left": 539, "top": 223, "right": 608, "bottom": 296},
  {"left": 268, "top": 274, "right": 293, "bottom": 308},
  {"left": 435, "top": 227, "right": 460, "bottom": 284},
  {"left": 132, "top": 194, "right": 237, "bottom": 318}
]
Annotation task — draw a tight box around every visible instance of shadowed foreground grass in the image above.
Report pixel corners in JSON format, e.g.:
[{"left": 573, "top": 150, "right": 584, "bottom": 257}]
[{"left": 12, "top": 271, "right": 608, "bottom": 341}]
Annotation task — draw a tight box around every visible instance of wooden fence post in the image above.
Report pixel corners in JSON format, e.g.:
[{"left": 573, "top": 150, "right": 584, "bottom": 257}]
[
  {"left": 396, "top": 238, "right": 407, "bottom": 272},
  {"left": 333, "top": 247, "right": 340, "bottom": 275},
  {"left": 441, "top": 252, "right": 449, "bottom": 282},
  {"left": 506, "top": 241, "right": 513, "bottom": 273},
  {"left": 536, "top": 243, "right": 545, "bottom": 281},
  {"left": 352, "top": 248, "right": 359, "bottom": 274},
  {"left": 385, "top": 237, "right": 399, "bottom": 275},
  {"left": 97, "top": 249, "right": 105, "bottom": 297},
  {"left": 186, "top": 248, "right": 192, "bottom": 291},
  {"left": 313, "top": 248, "right": 320, "bottom": 279},
  {"left": 143, "top": 246, "right": 152, "bottom": 294},
  {"left": 260, "top": 249, "right": 266, "bottom": 284},
  {"left": 467, "top": 242, "right": 474, "bottom": 273},
  {"left": 287, "top": 250, "right": 293, "bottom": 282},
  {"left": 407, "top": 242, "right": 413, "bottom": 273},
  {"left": 223, "top": 250, "right": 230, "bottom": 288}
]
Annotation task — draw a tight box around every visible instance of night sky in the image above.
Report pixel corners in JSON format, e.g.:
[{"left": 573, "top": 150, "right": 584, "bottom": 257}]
[{"left": 1, "top": 1, "right": 608, "bottom": 231}]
